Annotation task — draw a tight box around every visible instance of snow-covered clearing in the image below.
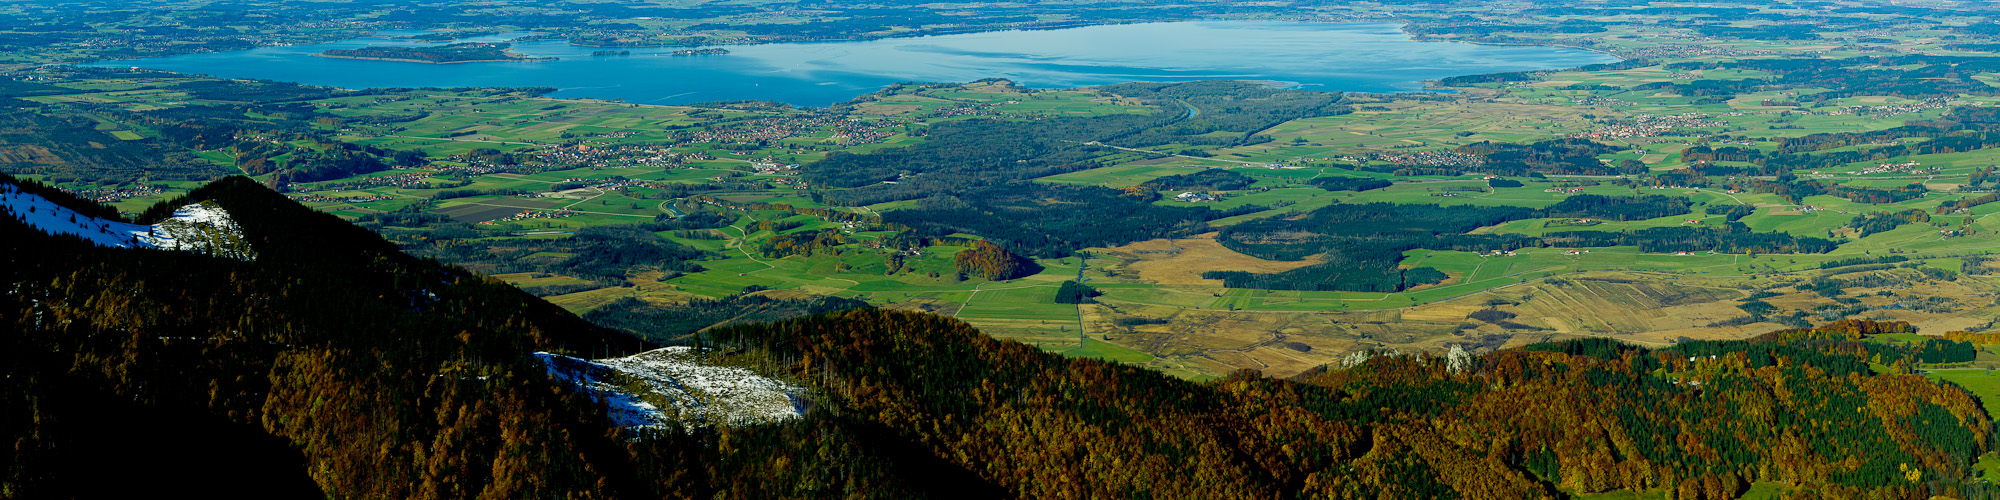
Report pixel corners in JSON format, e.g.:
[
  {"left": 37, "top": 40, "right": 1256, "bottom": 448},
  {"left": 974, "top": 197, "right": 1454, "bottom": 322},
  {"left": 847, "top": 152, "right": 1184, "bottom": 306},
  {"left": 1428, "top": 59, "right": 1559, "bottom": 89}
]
[
  {"left": 0, "top": 183, "right": 253, "bottom": 260},
  {"left": 536, "top": 347, "right": 804, "bottom": 429}
]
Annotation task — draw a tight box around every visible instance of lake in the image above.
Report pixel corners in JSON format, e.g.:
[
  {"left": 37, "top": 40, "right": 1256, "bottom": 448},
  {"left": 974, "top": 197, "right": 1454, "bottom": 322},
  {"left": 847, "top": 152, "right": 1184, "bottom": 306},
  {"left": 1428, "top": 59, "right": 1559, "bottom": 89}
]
[{"left": 93, "top": 21, "right": 1619, "bottom": 106}]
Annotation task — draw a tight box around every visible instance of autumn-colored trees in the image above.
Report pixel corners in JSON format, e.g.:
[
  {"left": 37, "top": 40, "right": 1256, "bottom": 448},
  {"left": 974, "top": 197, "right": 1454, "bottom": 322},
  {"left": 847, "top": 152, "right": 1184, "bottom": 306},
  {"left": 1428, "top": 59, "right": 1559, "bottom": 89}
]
[
  {"left": 1940, "top": 193, "right": 2000, "bottom": 214},
  {"left": 1935, "top": 331, "right": 2000, "bottom": 344},
  {"left": 1294, "top": 322, "right": 1991, "bottom": 500},
  {"left": 762, "top": 228, "right": 850, "bottom": 258},
  {"left": 7, "top": 176, "right": 2000, "bottom": 500},
  {"left": 2, "top": 177, "right": 649, "bottom": 499},
  {"left": 953, "top": 240, "right": 1038, "bottom": 280}
]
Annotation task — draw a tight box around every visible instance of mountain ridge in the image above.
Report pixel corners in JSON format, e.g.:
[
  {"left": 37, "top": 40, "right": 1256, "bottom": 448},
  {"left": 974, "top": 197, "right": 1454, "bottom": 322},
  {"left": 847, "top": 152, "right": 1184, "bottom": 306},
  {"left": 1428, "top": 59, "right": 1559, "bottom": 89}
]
[{"left": 3, "top": 175, "right": 1996, "bottom": 499}]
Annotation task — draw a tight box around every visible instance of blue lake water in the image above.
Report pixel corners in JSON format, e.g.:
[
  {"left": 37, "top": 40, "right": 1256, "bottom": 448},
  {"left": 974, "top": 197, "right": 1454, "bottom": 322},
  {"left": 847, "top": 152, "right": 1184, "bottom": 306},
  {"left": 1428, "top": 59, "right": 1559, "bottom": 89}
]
[{"left": 92, "top": 21, "right": 1619, "bottom": 106}]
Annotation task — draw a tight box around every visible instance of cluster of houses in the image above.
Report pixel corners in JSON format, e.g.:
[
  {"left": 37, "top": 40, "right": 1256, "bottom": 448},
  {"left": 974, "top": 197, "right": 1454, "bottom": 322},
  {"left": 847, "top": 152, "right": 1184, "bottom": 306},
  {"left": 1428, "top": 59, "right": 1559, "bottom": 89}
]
[
  {"left": 437, "top": 143, "right": 678, "bottom": 175},
  {"left": 683, "top": 113, "right": 897, "bottom": 146},
  {"left": 522, "top": 144, "right": 688, "bottom": 170},
  {"left": 1810, "top": 97, "right": 1947, "bottom": 118},
  {"left": 346, "top": 171, "right": 441, "bottom": 189},
  {"left": 752, "top": 162, "right": 800, "bottom": 175},
  {"left": 773, "top": 177, "right": 810, "bottom": 190},
  {"left": 480, "top": 209, "right": 579, "bottom": 225},
  {"left": 913, "top": 104, "right": 1002, "bottom": 120},
  {"left": 1569, "top": 95, "right": 1634, "bottom": 107},
  {"left": 1849, "top": 160, "right": 1938, "bottom": 176},
  {"left": 550, "top": 177, "right": 659, "bottom": 192},
  {"left": 435, "top": 163, "right": 514, "bottom": 176},
  {"left": 1374, "top": 151, "right": 1484, "bottom": 167},
  {"left": 287, "top": 193, "right": 394, "bottom": 204},
  {"left": 1620, "top": 41, "right": 1771, "bottom": 60},
  {"left": 1571, "top": 113, "right": 1729, "bottom": 139},
  {"left": 66, "top": 185, "right": 164, "bottom": 203},
  {"left": 1174, "top": 192, "right": 1218, "bottom": 202}
]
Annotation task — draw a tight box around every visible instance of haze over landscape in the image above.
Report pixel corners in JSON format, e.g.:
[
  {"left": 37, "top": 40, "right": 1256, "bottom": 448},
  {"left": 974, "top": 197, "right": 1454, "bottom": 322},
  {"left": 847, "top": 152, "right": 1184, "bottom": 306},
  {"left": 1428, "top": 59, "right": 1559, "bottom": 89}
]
[{"left": 12, "top": 0, "right": 2000, "bottom": 498}]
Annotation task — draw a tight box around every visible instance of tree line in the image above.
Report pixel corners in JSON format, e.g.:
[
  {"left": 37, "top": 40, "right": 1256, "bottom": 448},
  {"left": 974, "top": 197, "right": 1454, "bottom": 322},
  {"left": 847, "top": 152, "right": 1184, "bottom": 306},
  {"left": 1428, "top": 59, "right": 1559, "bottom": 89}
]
[{"left": 1207, "top": 197, "right": 1810, "bottom": 291}]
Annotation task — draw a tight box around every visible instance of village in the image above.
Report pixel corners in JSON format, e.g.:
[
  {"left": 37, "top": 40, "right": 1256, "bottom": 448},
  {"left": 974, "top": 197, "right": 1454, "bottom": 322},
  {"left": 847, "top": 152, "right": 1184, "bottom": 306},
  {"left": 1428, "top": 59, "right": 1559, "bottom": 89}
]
[
  {"left": 1814, "top": 97, "right": 1948, "bottom": 117},
  {"left": 480, "top": 208, "right": 580, "bottom": 225},
  {"left": 286, "top": 193, "right": 396, "bottom": 204},
  {"left": 1847, "top": 160, "right": 1941, "bottom": 176},
  {"left": 1571, "top": 113, "right": 1730, "bottom": 139},
  {"left": 1374, "top": 151, "right": 1485, "bottom": 167},
  {"left": 679, "top": 111, "right": 900, "bottom": 146},
  {"left": 65, "top": 185, "right": 166, "bottom": 203}
]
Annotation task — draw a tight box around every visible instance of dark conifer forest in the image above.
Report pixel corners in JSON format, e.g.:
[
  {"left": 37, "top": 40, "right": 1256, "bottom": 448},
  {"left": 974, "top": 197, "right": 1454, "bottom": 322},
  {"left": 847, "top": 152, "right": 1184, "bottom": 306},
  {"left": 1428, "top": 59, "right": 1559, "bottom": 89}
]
[{"left": 4, "top": 176, "right": 1998, "bottom": 499}]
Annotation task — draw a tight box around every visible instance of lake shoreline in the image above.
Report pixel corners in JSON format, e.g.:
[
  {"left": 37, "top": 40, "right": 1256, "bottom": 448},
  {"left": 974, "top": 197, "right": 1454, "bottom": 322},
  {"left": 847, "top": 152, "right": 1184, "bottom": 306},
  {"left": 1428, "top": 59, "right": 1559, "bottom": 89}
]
[
  {"left": 97, "top": 21, "right": 1617, "bottom": 106},
  {"left": 310, "top": 53, "right": 559, "bottom": 64}
]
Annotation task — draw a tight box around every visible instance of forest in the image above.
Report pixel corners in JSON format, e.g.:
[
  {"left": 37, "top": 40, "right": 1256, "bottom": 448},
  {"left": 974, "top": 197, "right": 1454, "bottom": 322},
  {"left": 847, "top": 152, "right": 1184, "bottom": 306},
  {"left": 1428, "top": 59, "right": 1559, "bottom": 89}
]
[
  {"left": 1457, "top": 139, "right": 1642, "bottom": 176},
  {"left": 362, "top": 203, "right": 720, "bottom": 293},
  {"left": 1311, "top": 176, "right": 1394, "bottom": 192},
  {"left": 881, "top": 183, "right": 1268, "bottom": 258},
  {"left": 701, "top": 310, "right": 1993, "bottom": 499},
  {"left": 1655, "top": 55, "right": 2000, "bottom": 102},
  {"left": 1206, "top": 197, "right": 1804, "bottom": 291},
  {"left": 1140, "top": 168, "right": 1257, "bottom": 192},
  {"left": 1095, "top": 81, "right": 1352, "bottom": 148},
  {"left": 0, "top": 103, "right": 223, "bottom": 185},
  {"left": 1, "top": 120, "right": 1997, "bottom": 496},
  {"left": 1541, "top": 223, "right": 1841, "bottom": 254},
  {"left": 1844, "top": 209, "right": 1932, "bottom": 238},
  {"left": 583, "top": 294, "right": 872, "bottom": 344},
  {"left": 0, "top": 71, "right": 421, "bottom": 184},
  {"left": 800, "top": 82, "right": 1352, "bottom": 256},
  {"left": 952, "top": 240, "right": 1042, "bottom": 280}
]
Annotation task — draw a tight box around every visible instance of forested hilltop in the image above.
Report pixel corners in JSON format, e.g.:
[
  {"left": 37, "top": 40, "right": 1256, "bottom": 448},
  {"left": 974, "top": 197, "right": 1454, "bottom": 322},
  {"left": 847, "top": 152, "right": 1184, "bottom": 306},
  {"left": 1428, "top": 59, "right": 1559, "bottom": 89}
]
[{"left": 4, "top": 175, "right": 2000, "bottom": 499}]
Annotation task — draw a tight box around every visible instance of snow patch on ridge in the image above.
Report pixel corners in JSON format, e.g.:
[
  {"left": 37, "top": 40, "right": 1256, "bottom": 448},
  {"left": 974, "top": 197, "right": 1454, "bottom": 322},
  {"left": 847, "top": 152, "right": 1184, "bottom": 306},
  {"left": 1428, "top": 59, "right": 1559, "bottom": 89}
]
[
  {"left": 535, "top": 347, "right": 805, "bottom": 429},
  {"left": 1, "top": 183, "right": 254, "bottom": 260}
]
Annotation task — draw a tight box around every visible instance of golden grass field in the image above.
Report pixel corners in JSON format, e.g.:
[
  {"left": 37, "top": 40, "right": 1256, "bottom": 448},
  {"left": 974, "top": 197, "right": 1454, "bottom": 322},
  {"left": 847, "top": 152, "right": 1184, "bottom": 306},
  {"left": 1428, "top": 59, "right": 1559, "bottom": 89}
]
[
  {"left": 1073, "top": 257, "right": 2000, "bottom": 378},
  {"left": 1092, "top": 232, "right": 1317, "bottom": 286}
]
